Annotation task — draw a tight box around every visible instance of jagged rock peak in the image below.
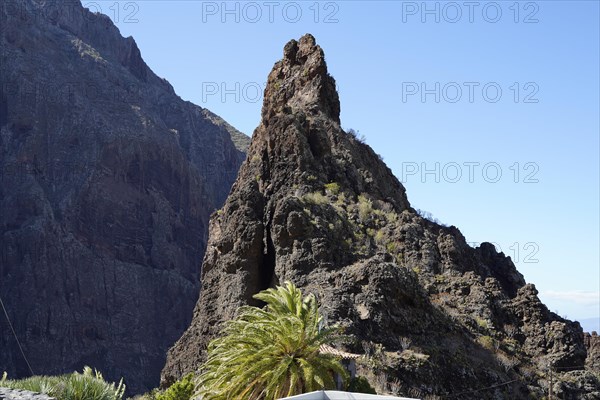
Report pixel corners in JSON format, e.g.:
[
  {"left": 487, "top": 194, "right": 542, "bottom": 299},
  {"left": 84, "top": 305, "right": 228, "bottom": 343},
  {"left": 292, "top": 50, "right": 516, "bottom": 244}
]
[
  {"left": 244, "top": 34, "right": 410, "bottom": 211},
  {"left": 261, "top": 34, "right": 340, "bottom": 125},
  {"left": 163, "top": 35, "right": 595, "bottom": 398}
]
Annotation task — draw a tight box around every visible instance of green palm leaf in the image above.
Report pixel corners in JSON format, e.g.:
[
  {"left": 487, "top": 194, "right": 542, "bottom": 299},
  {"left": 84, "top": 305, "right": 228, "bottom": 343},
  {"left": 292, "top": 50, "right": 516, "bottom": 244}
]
[{"left": 195, "top": 281, "right": 349, "bottom": 400}]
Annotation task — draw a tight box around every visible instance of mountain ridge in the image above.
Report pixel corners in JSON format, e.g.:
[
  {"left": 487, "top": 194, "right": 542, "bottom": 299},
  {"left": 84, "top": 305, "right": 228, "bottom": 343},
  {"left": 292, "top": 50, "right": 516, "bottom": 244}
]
[{"left": 0, "top": 0, "right": 248, "bottom": 394}]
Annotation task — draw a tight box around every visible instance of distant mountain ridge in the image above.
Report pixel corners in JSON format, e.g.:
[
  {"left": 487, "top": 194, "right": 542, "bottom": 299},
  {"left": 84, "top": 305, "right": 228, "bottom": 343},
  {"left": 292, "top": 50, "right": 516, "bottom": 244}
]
[
  {"left": 0, "top": 0, "right": 247, "bottom": 393},
  {"left": 163, "top": 34, "right": 599, "bottom": 399}
]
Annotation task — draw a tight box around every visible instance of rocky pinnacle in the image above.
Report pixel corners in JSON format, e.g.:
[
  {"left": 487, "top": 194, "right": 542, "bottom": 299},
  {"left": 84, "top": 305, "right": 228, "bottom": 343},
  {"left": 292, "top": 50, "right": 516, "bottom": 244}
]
[
  {"left": 163, "top": 35, "right": 596, "bottom": 398},
  {"left": 261, "top": 34, "right": 340, "bottom": 124}
]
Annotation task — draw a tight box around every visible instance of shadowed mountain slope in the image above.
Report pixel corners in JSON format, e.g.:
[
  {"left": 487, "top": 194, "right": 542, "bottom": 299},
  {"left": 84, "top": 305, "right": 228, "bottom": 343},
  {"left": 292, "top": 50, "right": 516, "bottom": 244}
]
[{"left": 0, "top": 0, "right": 247, "bottom": 393}]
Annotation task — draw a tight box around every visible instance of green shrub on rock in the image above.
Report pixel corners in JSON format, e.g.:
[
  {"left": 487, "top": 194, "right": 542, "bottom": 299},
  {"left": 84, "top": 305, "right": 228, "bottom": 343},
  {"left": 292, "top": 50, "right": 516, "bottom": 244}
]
[
  {"left": 347, "top": 376, "right": 377, "bottom": 394},
  {"left": 155, "top": 374, "right": 195, "bottom": 400},
  {"left": 324, "top": 182, "right": 340, "bottom": 195}
]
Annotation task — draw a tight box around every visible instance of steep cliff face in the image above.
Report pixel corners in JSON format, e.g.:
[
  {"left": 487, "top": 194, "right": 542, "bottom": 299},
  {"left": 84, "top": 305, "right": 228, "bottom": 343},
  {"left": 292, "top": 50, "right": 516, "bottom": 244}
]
[
  {"left": 585, "top": 333, "right": 600, "bottom": 370},
  {"left": 0, "top": 0, "right": 247, "bottom": 394},
  {"left": 163, "top": 35, "right": 598, "bottom": 398}
]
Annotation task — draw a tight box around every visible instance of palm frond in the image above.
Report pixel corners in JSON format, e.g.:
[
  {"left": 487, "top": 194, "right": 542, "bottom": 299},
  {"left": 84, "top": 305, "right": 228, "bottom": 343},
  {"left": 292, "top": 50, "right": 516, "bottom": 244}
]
[{"left": 195, "top": 282, "right": 347, "bottom": 400}]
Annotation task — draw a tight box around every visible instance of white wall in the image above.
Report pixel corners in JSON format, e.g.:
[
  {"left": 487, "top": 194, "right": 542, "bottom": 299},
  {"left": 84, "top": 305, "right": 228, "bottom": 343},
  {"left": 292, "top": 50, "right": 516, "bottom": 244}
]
[{"left": 280, "top": 390, "right": 419, "bottom": 400}]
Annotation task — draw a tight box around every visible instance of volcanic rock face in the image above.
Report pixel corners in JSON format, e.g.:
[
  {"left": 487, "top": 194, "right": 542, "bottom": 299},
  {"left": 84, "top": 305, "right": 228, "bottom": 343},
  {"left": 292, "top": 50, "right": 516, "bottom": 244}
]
[
  {"left": 585, "top": 333, "right": 600, "bottom": 370},
  {"left": 0, "top": 0, "right": 247, "bottom": 394},
  {"left": 163, "top": 34, "right": 599, "bottom": 398}
]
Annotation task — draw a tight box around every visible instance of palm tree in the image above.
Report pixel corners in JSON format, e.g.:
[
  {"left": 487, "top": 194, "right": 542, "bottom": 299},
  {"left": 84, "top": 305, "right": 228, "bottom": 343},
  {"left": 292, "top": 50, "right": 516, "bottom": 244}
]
[{"left": 195, "top": 282, "right": 348, "bottom": 400}]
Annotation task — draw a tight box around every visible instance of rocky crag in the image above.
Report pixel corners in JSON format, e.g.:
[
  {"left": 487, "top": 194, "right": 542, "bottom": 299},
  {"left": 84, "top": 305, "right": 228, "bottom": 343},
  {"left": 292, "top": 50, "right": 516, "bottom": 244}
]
[
  {"left": 0, "top": 0, "right": 248, "bottom": 394},
  {"left": 585, "top": 333, "right": 600, "bottom": 370},
  {"left": 163, "top": 34, "right": 599, "bottom": 399}
]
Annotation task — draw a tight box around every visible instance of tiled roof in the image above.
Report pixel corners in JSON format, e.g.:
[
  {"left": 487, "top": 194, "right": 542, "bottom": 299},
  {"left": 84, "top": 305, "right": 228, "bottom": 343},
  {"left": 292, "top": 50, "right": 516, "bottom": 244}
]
[{"left": 319, "top": 344, "right": 362, "bottom": 360}]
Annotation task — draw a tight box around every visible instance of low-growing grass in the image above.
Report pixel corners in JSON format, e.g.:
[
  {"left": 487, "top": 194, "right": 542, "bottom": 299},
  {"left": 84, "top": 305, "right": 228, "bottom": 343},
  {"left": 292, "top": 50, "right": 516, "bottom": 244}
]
[
  {"left": 324, "top": 182, "right": 340, "bottom": 195},
  {"left": 357, "top": 195, "right": 373, "bottom": 221},
  {"left": 303, "top": 191, "right": 328, "bottom": 205},
  {"left": 477, "top": 335, "right": 497, "bottom": 351},
  {"left": 0, "top": 367, "right": 125, "bottom": 400}
]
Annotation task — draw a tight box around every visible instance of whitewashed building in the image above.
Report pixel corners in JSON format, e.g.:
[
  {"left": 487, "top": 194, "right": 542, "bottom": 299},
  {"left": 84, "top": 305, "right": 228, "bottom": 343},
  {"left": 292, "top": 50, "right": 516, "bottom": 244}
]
[
  {"left": 280, "top": 390, "right": 420, "bottom": 400},
  {"left": 318, "top": 344, "right": 361, "bottom": 389}
]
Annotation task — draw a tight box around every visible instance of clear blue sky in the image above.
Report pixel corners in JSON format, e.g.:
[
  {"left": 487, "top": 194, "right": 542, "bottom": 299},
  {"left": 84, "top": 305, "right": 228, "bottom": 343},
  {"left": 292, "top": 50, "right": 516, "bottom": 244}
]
[{"left": 99, "top": 0, "right": 599, "bottom": 331}]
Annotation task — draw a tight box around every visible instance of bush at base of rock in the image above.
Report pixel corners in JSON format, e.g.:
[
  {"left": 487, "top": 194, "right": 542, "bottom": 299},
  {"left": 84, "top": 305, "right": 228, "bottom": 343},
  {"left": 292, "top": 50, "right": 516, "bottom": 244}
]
[
  {"left": 347, "top": 376, "right": 377, "bottom": 394},
  {"left": 155, "top": 374, "right": 194, "bottom": 400}
]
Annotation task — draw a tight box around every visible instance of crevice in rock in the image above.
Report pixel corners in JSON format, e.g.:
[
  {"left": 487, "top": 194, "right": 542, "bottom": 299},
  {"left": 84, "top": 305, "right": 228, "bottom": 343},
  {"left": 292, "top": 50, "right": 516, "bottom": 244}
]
[{"left": 260, "top": 225, "right": 277, "bottom": 292}]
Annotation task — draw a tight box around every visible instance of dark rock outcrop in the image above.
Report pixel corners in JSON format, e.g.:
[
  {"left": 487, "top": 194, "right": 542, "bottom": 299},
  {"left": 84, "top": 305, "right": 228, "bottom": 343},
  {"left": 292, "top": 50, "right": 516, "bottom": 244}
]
[
  {"left": 0, "top": 0, "right": 247, "bottom": 394},
  {"left": 585, "top": 332, "right": 600, "bottom": 370},
  {"left": 163, "top": 34, "right": 598, "bottom": 398}
]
